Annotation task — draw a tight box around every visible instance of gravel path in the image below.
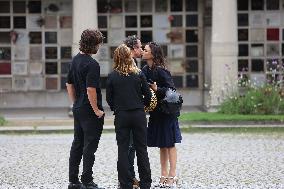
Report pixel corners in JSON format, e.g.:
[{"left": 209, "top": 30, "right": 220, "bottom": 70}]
[{"left": 0, "top": 133, "right": 283, "bottom": 189}]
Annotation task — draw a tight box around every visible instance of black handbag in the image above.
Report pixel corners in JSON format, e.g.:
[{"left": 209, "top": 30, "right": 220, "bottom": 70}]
[{"left": 159, "top": 88, "right": 183, "bottom": 114}]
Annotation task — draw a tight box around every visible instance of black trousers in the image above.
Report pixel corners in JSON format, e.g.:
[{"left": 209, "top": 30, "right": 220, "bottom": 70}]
[
  {"left": 128, "top": 131, "right": 136, "bottom": 179},
  {"left": 69, "top": 107, "right": 103, "bottom": 184},
  {"left": 115, "top": 109, "right": 152, "bottom": 189}
]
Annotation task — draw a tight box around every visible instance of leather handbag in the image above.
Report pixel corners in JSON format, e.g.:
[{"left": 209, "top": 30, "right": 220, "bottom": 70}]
[{"left": 159, "top": 88, "right": 183, "bottom": 114}]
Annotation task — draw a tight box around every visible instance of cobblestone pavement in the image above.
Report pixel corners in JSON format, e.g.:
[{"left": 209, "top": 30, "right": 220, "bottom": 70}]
[{"left": 0, "top": 133, "right": 283, "bottom": 189}]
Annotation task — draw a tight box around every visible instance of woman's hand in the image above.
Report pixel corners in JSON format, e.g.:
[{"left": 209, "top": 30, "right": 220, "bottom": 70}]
[{"left": 150, "top": 82, "right": 157, "bottom": 92}]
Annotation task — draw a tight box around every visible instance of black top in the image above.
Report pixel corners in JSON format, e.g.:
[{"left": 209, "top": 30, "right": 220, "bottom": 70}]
[
  {"left": 106, "top": 70, "right": 151, "bottom": 112},
  {"left": 142, "top": 65, "right": 175, "bottom": 101},
  {"left": 67, "top": 53, "right": 102, "bottom": 109}
]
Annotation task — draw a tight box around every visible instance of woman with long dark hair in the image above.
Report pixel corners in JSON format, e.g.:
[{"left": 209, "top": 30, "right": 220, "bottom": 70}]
[{"left": 142, "top": 42, "right": 182, "bottom": 188}]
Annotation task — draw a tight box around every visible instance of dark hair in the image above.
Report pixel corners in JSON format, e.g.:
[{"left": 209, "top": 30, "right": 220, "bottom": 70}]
[
  {"left": 124, "top": 35, "right": 140, "bottom": 50},
  {"left": 148, "top": 42, "right": 166, "bottom": 69},
  {"left": 79, "top": 29, "right": 104, "bottom": 54}
]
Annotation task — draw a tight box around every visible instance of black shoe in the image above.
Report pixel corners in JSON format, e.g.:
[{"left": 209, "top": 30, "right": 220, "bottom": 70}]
[
  {"left": 68, "top": 181, "right": 82, "bottom": 189},
  {"left": 81, "top": 181, "right": 104, "bottom": 189}
]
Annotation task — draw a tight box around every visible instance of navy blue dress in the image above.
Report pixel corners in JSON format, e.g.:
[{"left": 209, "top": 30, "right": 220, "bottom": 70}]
[{"left": 142, "top": 65, "right": 182, "bottom": 148}]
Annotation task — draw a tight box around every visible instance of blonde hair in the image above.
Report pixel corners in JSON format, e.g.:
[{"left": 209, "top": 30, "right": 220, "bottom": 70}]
[{"left": 113, "top": 44, "right": 140, "bottom": 75}]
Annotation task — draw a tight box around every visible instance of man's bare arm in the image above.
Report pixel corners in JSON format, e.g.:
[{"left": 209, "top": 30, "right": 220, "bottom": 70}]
[
  {"left": 87, "top": 87, "right": 104, "bottom": 118},
  {"left": 66, "top": 83, "right": 76, "bottom": 103}
]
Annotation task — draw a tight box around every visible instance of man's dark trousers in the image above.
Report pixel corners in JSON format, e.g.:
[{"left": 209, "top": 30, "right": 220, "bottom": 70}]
[
  {"left": 69, "top": 107, "right": 103, "bottom": 184},
  {"left": 128, "top": 131, "right": 136, "bottom": 179},
  {"left": 115, "top": 109, "right": 152, "bottom": 189}
]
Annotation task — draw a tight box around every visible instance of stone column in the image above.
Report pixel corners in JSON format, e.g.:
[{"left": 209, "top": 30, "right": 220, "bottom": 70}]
[
  {"left": 72, "top": 0, "right": 98, "bottom": 55},
  {"left": 210, "top": 0, "right": 238, "bottom": 107}
]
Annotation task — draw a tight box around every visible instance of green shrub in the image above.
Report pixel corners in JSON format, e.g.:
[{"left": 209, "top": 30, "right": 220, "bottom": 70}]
[
  {"left": 0, "top": 116, "right": 6, "bottom": 126},
  {"left": 218, "top": 85, "right": 284, "bottom": 115}
]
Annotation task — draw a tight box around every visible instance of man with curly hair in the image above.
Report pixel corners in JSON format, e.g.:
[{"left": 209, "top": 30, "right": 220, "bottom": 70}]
[{"left": 66, "top": 29, "right": 105, "bottom": 189}]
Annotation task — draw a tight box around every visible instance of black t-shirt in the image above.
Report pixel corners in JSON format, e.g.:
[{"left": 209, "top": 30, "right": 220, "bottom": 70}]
[{"left": 67, "top": 53, "right": 102, "bottom": 109}]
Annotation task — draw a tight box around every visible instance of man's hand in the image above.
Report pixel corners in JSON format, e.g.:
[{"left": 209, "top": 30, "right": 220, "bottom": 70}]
[
  {"left": 150, "top": 82, "right": 157, "bottom": 92},
  {"left": 94, "top": 109, "right": 105, "bottom": 118}
]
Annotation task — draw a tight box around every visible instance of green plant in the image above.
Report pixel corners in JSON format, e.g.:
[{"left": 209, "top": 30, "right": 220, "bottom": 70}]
[
  {"left": 218, "top": 85, "right": 284, "bottom": 115},
  {"left": 0, "top": 115, "right": 6, "bottom": 126}
]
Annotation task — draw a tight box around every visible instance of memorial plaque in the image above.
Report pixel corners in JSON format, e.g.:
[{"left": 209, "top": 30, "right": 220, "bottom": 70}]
[
  {"left": 186, "top": 75, "right": 199, "bottom": 87},
  {"left": 250, "top": 13, "right": 265, "bottom": 27},
  {"left": 250, "top": 29, "right": 264, "bottom": 42},
  {"left": 109, "top": 29, "right": 124, "bottom": 44},
  {"left": 45, "top": 16, "right": 57, "bottom": 29},
  {"left": 185, "top": 59, "right": 198, "bottom": 72},
  {"left": 110, "top": 15, "right": 123, "bottom": 28},
  {"left": 0, "top": 32, "right": 10, "bottom": 43},
  {"left": 61, "top": 47, "right": 71, "bottom": 59},
  {"left": 60, "top": 30, "right": 72, "bottom": 45},
  {"left": 155, "top": 0, "right": 167, "bottom": 12},
  {"left": 27, "top": 15, "right": 42, "bottom": 29},
  {"left": 29, "top": 76, "right": 43, "bottom": 90},
  {"left": 153, "top": 29, "right": 170, "bottom": 43},
  {"left": 251, "top": 44, "right": 264, "bottom": 57},
  {"left": 13, "top": 77, "right": 28, "bottom": 91},
  {"left": 29, "top": 62, "right": 43, "bottom": 74},
  {"left": 30, "top": 46, "right": 42, "bottom": 60},
  {"left": 125, "top": 0, "right": 137, "bottom": 12},
  {"left": 169, "top": 60, "right": 185, "bottom": 74},
  {"left": 169, "top": 44, "right": 184, "bottom": 58},
  {"left": 45, "top": 62, "right": 58, "bottom": 74},
  {"left": 14, "top": 46, "right": 28, "bottom": 60},
  {"left": 29, "top": 32, "right": 42, "bottom": 44},
  {"left": 45, "top": 47, "right": 58, "bottom": 59},
  {"left": 60, "top": 16, "right": 72, "bottom": 28},
  {"left": 153, "top": 14, "right": 170, "bottom": 28},
  {"left": 266, "top": 13, "right": 280, "bottom": 27},
  {"left": 0, "top": 78, "right": 12, "bottom": 90},
  {"left": 46, "top": 77, "right": 58, "bottom": 90},
  {"left": 45, "top": 32, "right": 57, "bottom": 44},
  {"left": 250, "top": 74, "right": 266, "bottom": 87},
  {"left": 140, "top": 0, "right": 152, "bottom": 12},
  {"left": 12, "top": 62, "right": 27, "bottom": 75},
  {"left": 266, "top": 43, "right": 279, "bottom": 56},
  {"left": 141, "top": 15, "right": 152, "bottom": 27},
  {"left": 0, "top": 47, "right": 11, "bottom": 60},
  {"left": 251, "top": 59, "right": 264, "bottom": 72}
]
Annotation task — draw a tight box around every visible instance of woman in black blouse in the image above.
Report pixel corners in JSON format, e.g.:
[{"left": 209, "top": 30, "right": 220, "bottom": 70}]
[
  {"left": 142, "top": 42, "right": 182, "bottom": 188},
  {"left": 106, "top": 44, "right": 153, "bottom": 189}
]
